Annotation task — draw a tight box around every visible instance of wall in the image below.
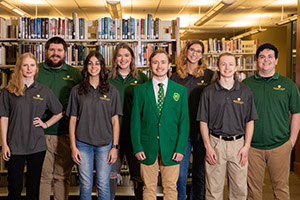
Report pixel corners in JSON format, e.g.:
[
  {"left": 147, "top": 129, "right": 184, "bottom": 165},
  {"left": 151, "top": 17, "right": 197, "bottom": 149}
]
[{"left": 246, "top": 26, "right": 291, "bottom": 77}]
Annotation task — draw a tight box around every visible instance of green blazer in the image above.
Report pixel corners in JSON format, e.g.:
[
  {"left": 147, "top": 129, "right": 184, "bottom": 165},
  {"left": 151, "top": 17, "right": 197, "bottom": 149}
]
[{"left": 131, "top": 79, "right": 189, "bottom": 166}]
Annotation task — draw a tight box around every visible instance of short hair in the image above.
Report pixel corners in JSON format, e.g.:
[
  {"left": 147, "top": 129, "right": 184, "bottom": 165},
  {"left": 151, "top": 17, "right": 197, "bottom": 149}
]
[
  {"left": 45, "top": 36, "right": 67, "bottom": 52},
  {"left": 256, "top": 43, "right": 278, "bottom": 59},
  {"left": 149, "top": 49, "right": 171, "bottom": 67}
]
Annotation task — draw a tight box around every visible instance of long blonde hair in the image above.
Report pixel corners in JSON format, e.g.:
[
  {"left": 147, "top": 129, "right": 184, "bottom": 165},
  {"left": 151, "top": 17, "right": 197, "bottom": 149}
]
[
  {"left": 6, "top": 53, "right": 38, "bottom": 96},
  {"left": 110, "top": 42, "right": 139, "bottom": 79},
  {"left": 176, "top": 40, "right": 207, "bottom": 79}
]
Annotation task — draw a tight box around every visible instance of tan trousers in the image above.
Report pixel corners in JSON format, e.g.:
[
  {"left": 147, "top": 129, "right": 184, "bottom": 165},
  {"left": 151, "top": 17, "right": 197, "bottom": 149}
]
[
  {"left": 39, "top": 134, "right": 74, "bottom": 200},
  {"left": 140, "top": 157, "right": 179, "bottom": 200},
  {"left": 205, "top": 136, "right": 247, "bottom": 200},
  {"left": 247, "top": 140, "right": 293, "bottom": 200}
]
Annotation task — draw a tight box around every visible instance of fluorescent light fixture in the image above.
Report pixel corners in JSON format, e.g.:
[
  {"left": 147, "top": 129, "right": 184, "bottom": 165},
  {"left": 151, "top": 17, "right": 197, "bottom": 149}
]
[
  {"left": 230, "top": 28, "right": 267, "bottom": 40},
  {"left": 106, "top": 0, "right": 122, "bottom": 19},
  {"left": 194, "top": 0, "right": 236, "bottom": 26},
  {"left": 276, "top": 15, "right": 297, "bottom": 26},
  {"left": 0, "top": 1, "right": 13, "bottom": 9},
  {"left": 0, "top": 0, "right": 31, "bottom": 16},
  {"left": 13, "top": 8, "right": 24, "bottom": 15}
]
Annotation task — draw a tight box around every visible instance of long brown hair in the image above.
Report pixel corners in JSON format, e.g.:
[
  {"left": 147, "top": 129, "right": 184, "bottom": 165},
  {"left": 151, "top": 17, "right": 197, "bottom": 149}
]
[
  {"left": 110, "top": 42, "right": 139, "bottom": 79},
  {"left": 6, "top": 53, "right": 38, "bottom": 96},
  {"left": 176, "top": 40, "right": 207, "bottom": 79},
  {"left": 78, "top": 51, "right": 109, "bottom": 95}
]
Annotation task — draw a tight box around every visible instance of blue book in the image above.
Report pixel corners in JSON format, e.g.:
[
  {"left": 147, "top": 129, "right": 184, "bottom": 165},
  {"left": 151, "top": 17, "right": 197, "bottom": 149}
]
[{"left": 36, "top": 18, "right": 42, "bottom": 39}]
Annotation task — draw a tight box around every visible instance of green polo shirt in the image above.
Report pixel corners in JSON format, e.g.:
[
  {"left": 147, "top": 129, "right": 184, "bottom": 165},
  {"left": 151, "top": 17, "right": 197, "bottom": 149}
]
[
  {"left": 243, "top": 72, "right": 300, "bottom": 150},
  {"left": 108, "top": 71, "right": 148, "bottom": 141},
  {"left": 36, "top": 62, "right": 81, "bottom": 135}
]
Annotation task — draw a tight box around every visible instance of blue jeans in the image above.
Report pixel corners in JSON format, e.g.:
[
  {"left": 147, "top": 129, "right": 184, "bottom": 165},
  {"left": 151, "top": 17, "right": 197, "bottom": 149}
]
[
  {"left": 177, "top": 141, "right": 192, "bottom": 200},
  {"left": 190, "top": 140, "right": 206, "bottom": 200},
  {"left": 76, "top": 140, "right": 112, "bottom": 200},
  {"left": 177, "top": 140, "right": 206, "bottom": 200}
]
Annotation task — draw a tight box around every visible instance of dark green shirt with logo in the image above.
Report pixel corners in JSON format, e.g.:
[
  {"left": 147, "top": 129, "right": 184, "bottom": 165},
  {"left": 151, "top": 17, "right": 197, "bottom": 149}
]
[
  {"left": 36, "top": 62, "right": 81, "bottom": 135},
  {"left": 243, "top": 71, "right": 300, "bottom": 150},
  {"left": 108, "top": 71, "right": 148, "bottom": 141}
]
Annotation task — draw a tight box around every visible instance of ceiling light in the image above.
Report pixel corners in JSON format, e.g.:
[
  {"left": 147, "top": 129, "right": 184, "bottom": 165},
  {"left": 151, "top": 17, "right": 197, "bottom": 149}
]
[
  {"left": 230, "top": 28, "right": 267, "bottom": 40},
  {"left": 194, "top": 0, "right": 236, "bottom": 26},
  {"left": 276, "top": 15, "right": 297, "bottom": 26},
  {"left": 105, "top": 0, "right": 122, "bottom": 19},
  {"left": 12, "top": 8, "right": 24, "bottom": 16},
  {"left": 0, "top": 0, "right": 31, "bottom": 17}
]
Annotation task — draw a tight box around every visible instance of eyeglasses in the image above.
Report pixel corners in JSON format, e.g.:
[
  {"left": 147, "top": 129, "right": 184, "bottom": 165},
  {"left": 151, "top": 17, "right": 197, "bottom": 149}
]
[{"left": 188, "top": 48, "right": 202, "bottom": 54}]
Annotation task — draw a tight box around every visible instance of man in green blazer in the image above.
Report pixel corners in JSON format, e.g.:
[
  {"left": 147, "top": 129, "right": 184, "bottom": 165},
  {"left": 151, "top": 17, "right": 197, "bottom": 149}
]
[{"left": 131, "top": 49, "right": 189, "bottom": 200}]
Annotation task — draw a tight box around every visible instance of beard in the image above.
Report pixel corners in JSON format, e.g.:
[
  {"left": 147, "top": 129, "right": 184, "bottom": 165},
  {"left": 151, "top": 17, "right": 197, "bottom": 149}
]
[{"left": 45, "top": 54, "right": 66, "bottom": 68}]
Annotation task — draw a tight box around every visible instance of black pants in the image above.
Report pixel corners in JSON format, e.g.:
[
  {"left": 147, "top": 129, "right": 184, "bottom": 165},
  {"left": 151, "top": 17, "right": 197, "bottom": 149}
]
[{"left": 7, "top": 151, "right": 46, "bottom": 200}]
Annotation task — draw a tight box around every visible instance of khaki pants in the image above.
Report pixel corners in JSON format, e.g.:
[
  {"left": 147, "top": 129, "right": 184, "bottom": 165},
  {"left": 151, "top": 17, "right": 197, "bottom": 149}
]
[
  {"left": 39, "top": 134, "right": 74, "bottom": 200},
  {"left": 205, "top": 136, "right": 247, "bottom": 200},
  {"left": 247, "top": 140, "right": 293, "bottom": 200},
  {"left": 140, "top": 157, "right": 179, "bottom": 200}
]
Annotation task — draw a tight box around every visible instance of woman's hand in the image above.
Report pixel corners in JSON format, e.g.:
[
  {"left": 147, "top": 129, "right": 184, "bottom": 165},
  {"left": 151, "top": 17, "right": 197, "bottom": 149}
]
[
  {"left": 71, "top": 147, "right": 82, "bottom": 165},
  {"left": 2, "top": 144, "right": 11, "bottom": 161},
  {"left": 107, "top": 148, "right": 118, "bottom": 165},
  {"left": 33, "top": 117, "right": 48, "bottom": 129}
]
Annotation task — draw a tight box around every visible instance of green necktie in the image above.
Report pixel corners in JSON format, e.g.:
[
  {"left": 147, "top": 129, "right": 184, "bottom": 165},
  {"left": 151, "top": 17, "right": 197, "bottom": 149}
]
[{"left": 157, "top": 83, "right": 165, "bottom": 116}]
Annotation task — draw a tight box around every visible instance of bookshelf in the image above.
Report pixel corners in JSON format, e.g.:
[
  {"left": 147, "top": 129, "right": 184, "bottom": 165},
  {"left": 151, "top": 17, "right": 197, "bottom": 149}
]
[
  {"left": 0, "top": 13, "right": 180, "bottom": 197},
  {"left": 0, "top": 14, "right": 180, "bottom": 87},
  {"left": 184, "top": 38, "right": 258, "bottom": 81}
]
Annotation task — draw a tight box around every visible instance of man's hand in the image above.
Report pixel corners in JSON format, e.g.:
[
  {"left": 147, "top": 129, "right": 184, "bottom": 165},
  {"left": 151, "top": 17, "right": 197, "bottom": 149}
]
[
  {"left": 172, "top": 152, "right": 184, "bottom": 162},
  {"left": 135, "top": 152, "right": 146, "bottom": 161},
  {"left": 206, "top": 145, "right": 217, "bottom": 165},
  {"left": 237, "top": 145, "right": 250, "bottom": 167}
]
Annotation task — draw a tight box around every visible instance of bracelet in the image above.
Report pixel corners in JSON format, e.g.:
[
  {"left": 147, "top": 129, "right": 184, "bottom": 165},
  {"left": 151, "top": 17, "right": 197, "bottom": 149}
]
[{"left": 45, "top": 122, "right": 48, "bottom": 128}]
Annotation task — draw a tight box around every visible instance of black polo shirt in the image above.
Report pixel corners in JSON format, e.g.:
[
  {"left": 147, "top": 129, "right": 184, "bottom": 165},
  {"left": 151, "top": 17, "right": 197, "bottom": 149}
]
[
  {"left": 197, "top": 80, "right": 258, "bottom": 137},
  {"left": 66, "top": 84, "right": 123, "bottom": 147},
  {"left": 170, "top": 69, "right": 214, "bottom": 141},
  {"left": 0, "top": 81, "right": 63, "bottom": 155}
]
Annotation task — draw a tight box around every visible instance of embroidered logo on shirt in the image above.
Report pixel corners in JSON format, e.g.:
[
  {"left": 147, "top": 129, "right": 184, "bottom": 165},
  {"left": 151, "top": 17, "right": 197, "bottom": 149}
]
[
  {"left": 197, "top": 80, "right": 208, "bottom": 86},
  {"left": 33, "top": 94, "right": 44, "bottom": 101},
  {"left": 63, "top": 75, "right": 74, "bottom": 81},
  {"left": 173, "top": 93, "right": 180, "bottom": 101},
  {"left": 99, "top": 95, "right": 111, "bottom": 101},
  {"left": 130, "top": 81, "right": 138, "bottom": 85},
  {"left": 273, "top": 85, "right": 285, "bottom": 91},
  {"left": 233, "top": 97, "right": 244, "bottom": 104}
]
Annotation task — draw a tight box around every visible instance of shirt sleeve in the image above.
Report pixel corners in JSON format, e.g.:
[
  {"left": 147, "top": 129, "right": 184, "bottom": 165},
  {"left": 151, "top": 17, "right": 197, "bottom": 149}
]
[
  {"left": 46, "top": 89, "right": 63, "bottom": 115},
  {"left": 196, "top": 87, "right": 209, "bottom": 123},
  {"left": 245, "top": 90, "right": 259, "bottom": 122},
  {"left": 110, "top": 86, "right": 123, "bottom": 117},
  {"left": 0, "top": 89, "right": 10, "bottom": 117},
  {"left": 66, "top": 87, "right": 79, "bottom": 117},
  {"left": 289, "top": 82, "right": 300, "bottom": 114}
]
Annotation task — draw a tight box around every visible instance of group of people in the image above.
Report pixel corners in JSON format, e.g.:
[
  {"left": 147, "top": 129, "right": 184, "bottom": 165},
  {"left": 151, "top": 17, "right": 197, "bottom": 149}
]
[{"left": 0, "top": 36, "right": 299, "bottom": 200}]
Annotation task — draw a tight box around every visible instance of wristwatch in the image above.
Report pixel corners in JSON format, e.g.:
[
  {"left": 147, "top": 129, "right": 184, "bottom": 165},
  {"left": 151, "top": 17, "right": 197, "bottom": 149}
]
[{"left": 112, "top": 144, "right": 120, "bottom": 149}]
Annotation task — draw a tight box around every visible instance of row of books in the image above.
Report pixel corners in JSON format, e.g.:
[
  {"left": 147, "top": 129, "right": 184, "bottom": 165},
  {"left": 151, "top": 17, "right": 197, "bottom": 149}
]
[
  {"left": 201, "top": 38, "right": 258, "bottom": 54},
  {"left": 0, "top": 17, "right": 18, "bottom": 39},
  {"left": 0, "top": 14, "right": 174, "bottom": 41},
  {"left": 204, "top": 54, "right": 256, "bottom": 70},
  {"left": 3, "top": 42, "right": 173, "bottom": 67},
  {"left": 97, "top": 14, "right": 172, "bottom": 40}
]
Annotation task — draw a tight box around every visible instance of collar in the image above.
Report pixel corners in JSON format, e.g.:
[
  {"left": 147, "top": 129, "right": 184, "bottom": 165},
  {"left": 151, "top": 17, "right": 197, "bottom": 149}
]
[
  {"left": 215, "top": 79, "right": 240, "bottom": 91},
  {"left": 42, "top": 62, "right": 68, "bottom": 71},
  {"left": 254, "top": 71, "right": 279, "bottom": 80},
  {"left": 25, "top": 81, "right": 39, "bottom": 89},
  {"left": 152, "top": 77, "right": 168, "bottom": 86}
]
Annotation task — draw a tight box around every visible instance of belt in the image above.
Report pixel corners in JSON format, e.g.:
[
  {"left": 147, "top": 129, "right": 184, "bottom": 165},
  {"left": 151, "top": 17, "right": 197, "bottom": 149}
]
[{"left": 211, "top": 133, "right": 244, "bottom": 141}]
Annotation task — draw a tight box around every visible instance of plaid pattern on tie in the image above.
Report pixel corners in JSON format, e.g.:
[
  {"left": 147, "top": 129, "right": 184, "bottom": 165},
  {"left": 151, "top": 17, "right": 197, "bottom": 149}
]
[{"left": 157, "top": 83, "right": 165, "bottom": 116}]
